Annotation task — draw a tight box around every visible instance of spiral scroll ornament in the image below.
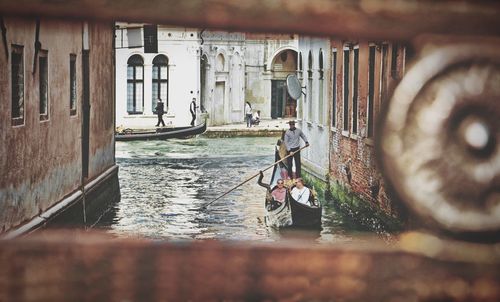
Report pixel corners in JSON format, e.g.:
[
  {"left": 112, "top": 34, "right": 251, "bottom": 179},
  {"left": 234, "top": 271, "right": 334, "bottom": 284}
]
[{"left": 379, "top": 44, "right": 500, "bottom": 239}]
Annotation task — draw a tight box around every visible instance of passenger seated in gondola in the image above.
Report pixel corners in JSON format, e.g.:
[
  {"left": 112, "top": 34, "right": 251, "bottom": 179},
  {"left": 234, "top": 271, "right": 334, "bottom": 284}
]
[
  {"left": 290, "top": 178, "right": 311, "bottom": 206},
  {"left": 258, "top": 171, "right": 286, "bottom": 210},
  {"left": 271, "top": 179, "right": 286, "bottom": 203}
]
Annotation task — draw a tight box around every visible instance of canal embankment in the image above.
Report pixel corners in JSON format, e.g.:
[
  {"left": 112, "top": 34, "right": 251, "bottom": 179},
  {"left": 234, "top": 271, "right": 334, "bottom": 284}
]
[
  {"left": 302, "top": 169, "right": 404, "bottom": 236},
  {"left": 203, "top": 118, "right": 290, "bottom": 138}
]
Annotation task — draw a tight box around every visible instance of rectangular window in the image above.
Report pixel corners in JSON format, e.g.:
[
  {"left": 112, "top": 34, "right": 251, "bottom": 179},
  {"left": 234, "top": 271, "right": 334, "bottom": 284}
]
[
  {"left": 39, "top": 50, "right": 49, "bottom": 120},
  {"left": 11, "top": 45, "right": 24, "bottom": 126},
  {"left": 318, "top": 77, "right": 324, "bottom": 125},
  {"left": 127, "top": 64, "right": 144, "bottom": 114},
  {"left": 331, "top": 49, "right": 337, "bottom": 128},
  {"left": 367, "top": 45, "right": 376, "bottom": 138},
  {"left": 70, "top": 54, "right": 77, "bottom": 115},
  {"left": 380, "top": 43, "right": 389, "bottom": 109},
  {"left": 342, "top": 48, "right": 349, "bottom": 132},
  {"left": 308, "top": 73, "right": 313, "bottom": 121},
  {"left": 352, "top": 47, "right": 359, "bottom": 134},
  {"left": 391, "top": 43, "right": 399, "bottom": 80}
]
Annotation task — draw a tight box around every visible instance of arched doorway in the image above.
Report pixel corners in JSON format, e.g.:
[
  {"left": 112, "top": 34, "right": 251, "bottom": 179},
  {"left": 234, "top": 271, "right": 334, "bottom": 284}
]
[{"left": 271, "top": 49, "right": 297, "bottom": 119}]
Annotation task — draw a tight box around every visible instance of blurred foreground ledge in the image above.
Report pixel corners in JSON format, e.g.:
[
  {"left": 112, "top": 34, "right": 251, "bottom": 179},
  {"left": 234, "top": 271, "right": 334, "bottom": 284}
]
[
  {"left": 0, "top": 0, "right": 500, "bottom": 40},
  {"left": 0, "top": 231, "right": 498, "bottom": 301}
]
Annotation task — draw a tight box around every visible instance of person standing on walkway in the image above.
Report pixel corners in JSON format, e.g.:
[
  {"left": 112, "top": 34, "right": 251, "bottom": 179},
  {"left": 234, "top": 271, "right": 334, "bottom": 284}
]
[
  {"left": 190, "top": 98, "right": 198, "bottom": 126},
  {"left": 284, "top": 120, "right": 309, "bottom": 178},
  {"left": 245, "top": 101, "right": 253, "bottom": 128},
  {"left": 155, "top": 98, "right": 166, "bottom": 127}
]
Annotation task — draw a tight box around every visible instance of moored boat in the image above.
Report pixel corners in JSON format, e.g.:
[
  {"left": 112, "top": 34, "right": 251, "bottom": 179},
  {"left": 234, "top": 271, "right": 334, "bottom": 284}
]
[{"left": 115, "top": 121, "right": 207, "bottom": 141}]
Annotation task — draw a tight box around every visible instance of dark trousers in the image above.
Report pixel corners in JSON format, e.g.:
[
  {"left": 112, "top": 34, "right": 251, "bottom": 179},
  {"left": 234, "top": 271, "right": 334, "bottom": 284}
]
[
  {"left": 190, "top": 114, "right": 196, "bottom": 126},
  {"left": 287, "top": 147, "right": 301, "bottom": 178},
  {"left": 156, "top": 114, "right": 165, "bottom": 127}
]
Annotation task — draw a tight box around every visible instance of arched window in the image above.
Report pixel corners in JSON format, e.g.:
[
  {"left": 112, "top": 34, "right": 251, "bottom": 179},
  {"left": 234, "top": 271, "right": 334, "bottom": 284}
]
[
  {"left": 127, "top": 55, "right": 144, "bottom": 114},
  {"left": 318, "top": 49, "right": 324, "bottom": 79},
  {"left": 152, "top": 55, "right": 169, "bottom": 113},
  {"left": 308, "top": 51, "right": 313, "bottom": 78},
  {"left": 307, "top": 51, "right": 313, "bottom": 121},
  {"left": 216, "top": 54, "right": 225, "bottom": 72},
  {"left": 318, "top": 49, "right": 324, "bottom": 124}
]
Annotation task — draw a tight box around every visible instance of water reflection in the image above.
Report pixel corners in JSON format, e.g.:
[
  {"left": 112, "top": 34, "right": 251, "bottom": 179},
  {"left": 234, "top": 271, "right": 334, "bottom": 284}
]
[{"left": 98, "top": 137, "right": 369, "bottom": 243}]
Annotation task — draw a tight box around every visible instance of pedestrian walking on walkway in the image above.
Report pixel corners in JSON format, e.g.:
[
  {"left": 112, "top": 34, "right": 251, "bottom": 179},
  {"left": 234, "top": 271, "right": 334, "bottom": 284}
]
[
  {"left": 155, "top": 98, "right": 166, "bottom": 127},
  {"left": 245, "top": 101, "right": 253, "bottom": 128},
  {"left": 284, "top": 120, "right": 309, "bottom": 178},
  {"left": 190, "top": 98, "right": 198, "bottom": 126}
]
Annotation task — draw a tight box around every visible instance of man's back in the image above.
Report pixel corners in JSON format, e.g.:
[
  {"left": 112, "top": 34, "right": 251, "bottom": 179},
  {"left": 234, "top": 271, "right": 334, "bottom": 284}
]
[{"left": 156, "top": 102, "right": 164, "bottom": 114}]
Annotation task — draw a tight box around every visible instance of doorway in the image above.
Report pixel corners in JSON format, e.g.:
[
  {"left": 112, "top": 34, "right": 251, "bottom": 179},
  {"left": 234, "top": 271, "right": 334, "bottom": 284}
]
[
  {"left": 271, "top": 80, "right": 296, "bottom": 119},
  {"left": 214, "top": 81, "right": 225, "bottom": 125}
]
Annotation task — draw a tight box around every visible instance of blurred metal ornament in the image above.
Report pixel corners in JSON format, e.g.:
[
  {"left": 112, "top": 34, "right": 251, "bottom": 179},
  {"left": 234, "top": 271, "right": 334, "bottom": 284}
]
[{"left": 379, "top": 44, "right": 500, "bottom": 237}]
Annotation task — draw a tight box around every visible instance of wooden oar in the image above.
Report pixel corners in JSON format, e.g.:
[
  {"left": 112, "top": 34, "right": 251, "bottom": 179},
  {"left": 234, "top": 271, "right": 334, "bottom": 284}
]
[{"left": 200, "top": 144, "right": 309, "bottom": 210}]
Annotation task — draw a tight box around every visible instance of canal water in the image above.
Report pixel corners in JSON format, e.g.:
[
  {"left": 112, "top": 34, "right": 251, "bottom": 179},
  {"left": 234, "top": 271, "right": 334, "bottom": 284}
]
[{"left": 97, "top": 136, "right": 370, "bottom": 243}]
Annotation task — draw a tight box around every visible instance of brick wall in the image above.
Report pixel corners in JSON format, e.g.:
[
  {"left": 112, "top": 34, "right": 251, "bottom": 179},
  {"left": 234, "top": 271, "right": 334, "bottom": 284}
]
[{"left": 329, "top": 40, "right": 406, "bottom": 218}]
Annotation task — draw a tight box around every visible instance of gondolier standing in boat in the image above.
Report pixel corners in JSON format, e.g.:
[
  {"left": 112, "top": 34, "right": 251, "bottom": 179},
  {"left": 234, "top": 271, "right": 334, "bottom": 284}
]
[
  {"left": 284, "top": 120, "right": 309, "bottom": 178},
  {"left": 155, "top": 98, "right": 166, "bottom": 127},
  {"left": 190, "top": 98, "right": 198, "bottom": 126}
]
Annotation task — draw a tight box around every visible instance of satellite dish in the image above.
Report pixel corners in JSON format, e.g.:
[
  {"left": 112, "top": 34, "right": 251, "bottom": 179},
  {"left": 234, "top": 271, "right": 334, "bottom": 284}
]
[{"left": 286, "top": 74, "right": 304, "bottom": 100}]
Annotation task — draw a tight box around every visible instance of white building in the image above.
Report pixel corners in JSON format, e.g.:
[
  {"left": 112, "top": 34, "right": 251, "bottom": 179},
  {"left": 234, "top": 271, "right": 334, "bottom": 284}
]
[
  {"left": 199, "top": 31, "right": 246, "bottom": 126},
  {"left": 115, "top": 24, "right": 201, "bottom": 129},
  {"left": 297, "top": 37, "right": 331, "bottom": 180},
  {"left": 115, "top": 24, "right": 299, "bottom": 128}
]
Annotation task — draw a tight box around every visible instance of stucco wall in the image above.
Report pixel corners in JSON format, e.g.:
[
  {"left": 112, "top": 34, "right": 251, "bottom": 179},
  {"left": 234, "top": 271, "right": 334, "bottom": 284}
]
[
  {"left": 299, "top": 37, "right": 331, "bottom": 179},
  {"left": 0, "top": 18, "right": 116, "bottom": 233},
  {"left": 200, "top": 31, "right": 246, "bottom": 126},
  {"left": 88, "top": 22, "right": 115, "bottom": 178}
]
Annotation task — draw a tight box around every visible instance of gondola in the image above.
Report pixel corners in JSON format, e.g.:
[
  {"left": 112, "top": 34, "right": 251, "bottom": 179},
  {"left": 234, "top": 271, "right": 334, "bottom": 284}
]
[
  {"left": 263, "top": 163, "right": 322, "bottom": 228},
  {"left": 115, "top": 121, "right": 207, "bottom": 141}
]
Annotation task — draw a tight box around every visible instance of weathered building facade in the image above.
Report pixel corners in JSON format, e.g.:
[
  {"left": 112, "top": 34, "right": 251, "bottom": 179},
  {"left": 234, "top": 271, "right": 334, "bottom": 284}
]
[
  {"left": 299, "top": 36, "right": 406, "bottom": 225},
  {"left": 0, "top": 17, "right": 119, "bottom": 236},
  {"left": 297, "top": 37, "right": 331, "bottom": 180},
  {"left": 199, "top": 30, "right": 246, "bottom": 126},
  {"left": 328, "top": 41, "right": 406, "bottom": 217},
  {"left": 244, "top": 33, "right": 298, "bottom": 120}
]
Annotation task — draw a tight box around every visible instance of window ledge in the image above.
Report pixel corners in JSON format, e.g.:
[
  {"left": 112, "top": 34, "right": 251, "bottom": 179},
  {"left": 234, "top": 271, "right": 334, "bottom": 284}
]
[
  {"left": 330, "top": 127, "right": 337, "bottom": 133},
  {"left": 350, "top": 133, "right": 359, "bottom": 140},
  {"left": 341, "top": 130, "right": 349, "bottom": 137},
  {"left": 11, "top": 117, "right": 24, "bottom": 127},
  {"left": 364, "top": 137, "right": 374, "bottom": 146},
  {"left": 125, "top": 113, "right": 176, "bottom": 118},
  {"left": 306, "top": 121, "right": 313, "bottom": 127}
]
